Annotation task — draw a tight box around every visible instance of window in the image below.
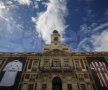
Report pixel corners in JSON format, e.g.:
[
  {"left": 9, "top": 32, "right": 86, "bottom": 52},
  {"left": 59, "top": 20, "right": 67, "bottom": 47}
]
[
  {"left": 29, "top": 74, "right": 36, "bottom": 82},
  {"left": 75, "top": 61, "right": 81, "bottom": 71},
  {"left": 80, "top": 84, "right": 86, "bottom": 90},
  {"left": 42, "top": 84, "right": 47, "bottom": 90},
  {"left": 35, "top": 83, "right": 37, "bottom": 90},
  {"left": 44, "top": 59, "right": 49, "bottom": 67},
  {"left": 64, "top": 60, "right": 69, "bottom": 67},
  {"left": 28, "top": 60, "right": 33, "bottom": 69},
  {"left": 25, "top": 74, "right": 30, "bottom": 79},
  {"left": 32, "top": 60, "right": 38, "bottom": 72},
  {"left": 84, "top": 74, "right": 89, "bottom": 79},
  {"left": 80, "top": 59, "right": 85, "bottom": 69},
  {"left": 28, "top": 84, "right": 34, "bottom": 90},
  {"left": 53, "top": 60, "right": 61, "bottom": 67},
  {"left": 31, "top": 67, "right": 37, "bottom": 72},
  {"left": 67, "top": 84, "right": 72, "bottom": 90},
  {"left": 75, "top": 61, "right": 80, "bottom": 68},
  {"left": 22, "top": 83, "right": 28, "bottom": 90},
  {"left": 86, "top": 82, "right": 90, "bottom": 90},
  {"left": 33, "top": 60, "right": 38, "bottom": 65},
  {"left": 79, "top": 74, "right": 84, "bottom": 81}
]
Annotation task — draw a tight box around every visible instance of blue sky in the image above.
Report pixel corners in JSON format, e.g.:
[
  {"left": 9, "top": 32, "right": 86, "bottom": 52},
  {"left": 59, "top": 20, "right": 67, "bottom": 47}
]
[{"left": 0, "top": 0, "right": 108, "bottom": 52}]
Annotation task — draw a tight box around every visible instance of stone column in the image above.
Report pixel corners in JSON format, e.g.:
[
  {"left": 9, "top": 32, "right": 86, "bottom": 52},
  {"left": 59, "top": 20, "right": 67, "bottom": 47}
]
[
  {"left": 47, "top": 82, "right": 52, "bottom": 90},
  {"left": 87, "top": 83, "right": 93, "bottom": 90},
  {"left": 62, "top": 82, "right": 67, "bottom": 90},
  {"left": 72, "top": 84, "right": 78, "bottom": 90},
  {"left": 37, "top": 81, "right": 41, "bottom": 90}
]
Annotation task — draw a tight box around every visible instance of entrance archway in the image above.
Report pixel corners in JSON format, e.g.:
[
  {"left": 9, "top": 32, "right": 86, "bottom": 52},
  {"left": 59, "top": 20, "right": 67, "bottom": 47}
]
[{"left": 52, "top": 77, "right": 62, "bottom": 90}]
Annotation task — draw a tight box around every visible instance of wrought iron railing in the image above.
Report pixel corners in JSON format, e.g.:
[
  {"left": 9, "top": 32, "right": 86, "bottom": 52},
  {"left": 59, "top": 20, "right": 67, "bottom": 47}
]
[
  {"left": 39, "top": 66, "right": 74, "bottom": 72},
  {"left": 62, "top": 66, "right": 72, "bottom": 72},
  {"left": 51, "top": 66, "right": 61, "bottom": 72},
  {"left": 40, "top": 66, "right": 51, "bottom": 72}
]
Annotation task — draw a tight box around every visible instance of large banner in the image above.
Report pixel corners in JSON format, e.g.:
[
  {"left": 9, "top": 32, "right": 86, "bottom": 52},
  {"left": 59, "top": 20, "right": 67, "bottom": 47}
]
[
  {"left": 0, "top": 56, "right": 27, "bottom": 90},
  {"left": 86, "top": 57, "right": 108, "bottom": 90}
]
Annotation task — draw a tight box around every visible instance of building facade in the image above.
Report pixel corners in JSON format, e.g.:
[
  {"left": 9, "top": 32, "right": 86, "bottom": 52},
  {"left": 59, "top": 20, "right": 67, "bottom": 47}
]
[{"left": 0, "top": 30, "right": 108, "bottom": 90}]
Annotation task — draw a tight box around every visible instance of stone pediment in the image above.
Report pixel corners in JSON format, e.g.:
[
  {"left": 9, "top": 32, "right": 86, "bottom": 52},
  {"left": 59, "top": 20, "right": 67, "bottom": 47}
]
[{"left": 43, "top": 49, "right": 70, "bottom": 56}]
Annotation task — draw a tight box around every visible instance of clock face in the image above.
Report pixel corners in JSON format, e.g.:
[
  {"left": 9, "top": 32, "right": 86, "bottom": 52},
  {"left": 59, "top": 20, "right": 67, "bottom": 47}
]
[{"left": 54, "top": 37, "right": 58, "bottom": 41}]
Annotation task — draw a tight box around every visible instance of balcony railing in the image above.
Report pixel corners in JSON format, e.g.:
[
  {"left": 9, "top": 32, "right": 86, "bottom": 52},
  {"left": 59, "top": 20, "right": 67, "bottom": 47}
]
[
  {"left": 40, "top": 66, "right": 51, "bottom": 72},
  {"left": 39, "top": 66, "right": 74, "bottom": 72},
  {"left": 51, "top": 66, "right": 61, "bottom": 72},
  {"left": 62, "top": 66, "right": 72, "bottom": 72}
]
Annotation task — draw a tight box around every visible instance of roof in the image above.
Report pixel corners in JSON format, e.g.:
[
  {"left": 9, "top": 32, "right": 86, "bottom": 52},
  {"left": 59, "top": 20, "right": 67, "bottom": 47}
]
[{"left": 53, "top": 30, "right": 58, "bottom": 33}]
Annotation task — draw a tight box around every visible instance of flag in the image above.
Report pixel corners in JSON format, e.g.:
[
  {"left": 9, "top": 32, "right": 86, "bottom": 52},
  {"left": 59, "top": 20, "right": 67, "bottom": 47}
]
[{"left": 90, "top": 60, "right": 108, "bottom": 87}]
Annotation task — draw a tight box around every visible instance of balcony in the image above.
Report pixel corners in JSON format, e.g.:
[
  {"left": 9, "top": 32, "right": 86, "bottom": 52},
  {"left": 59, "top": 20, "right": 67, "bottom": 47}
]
[
  {"left": 40, "top": 66, "right": 62, "bottom": 72},
  {"left": 62, "top": 66, "right": 72, "bottom": 72},
  {"left": 40, "top": 66, "right": 51, "bottom": 72},
  {"left": 51, "top": 66, "right": 62, "bottom": 72},
  {"left": 39, "top": 66, "right": 74, "bottom": 73}
]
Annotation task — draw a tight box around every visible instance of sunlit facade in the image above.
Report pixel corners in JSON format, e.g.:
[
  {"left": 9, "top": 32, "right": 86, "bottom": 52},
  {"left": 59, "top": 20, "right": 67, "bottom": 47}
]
[{"left": 0, "top": 30, "right": 108, "bottom": 90}]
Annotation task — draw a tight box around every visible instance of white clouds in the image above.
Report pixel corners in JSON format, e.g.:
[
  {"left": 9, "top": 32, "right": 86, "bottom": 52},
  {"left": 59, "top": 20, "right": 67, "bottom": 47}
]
[
  {"left": 77, "top": 38, "right": 92, "bottom": 51},
  {"left": 0, "top": 0, "right": 42, "bottom": 51},
  {"left": 15, "top": 0, "right": 40, "bottom": 9},
  {"left": 0, "top": 1, "right": 9, "bottom": 32},
  {"left": 0, "top": 1, "right": 5, "bottom": 9},
  {"left": 78, "top": 22, "right": 108, "bottom": 51},
  {"left": 0, "top": 1, "right": 5, "bottom": 18},
  {"left": 33, "top": 0, "right": 68, "bottom": 44},
  {"left": 33, "top": 1, "right": 38, "bottom": 9},
  {"left": 36, "top": 0, "right": 42, "bottom": 1},
  {"left": 92, "top": 22, "right": 108, "bottom": 32},
  {"left": 91, "top": 30, "right": 108, "bottom": 51},
  {"left": 0, "top": 1, "right": 25, "bottom": 51},
  {"left": 31, "top": 17, "right": 36, "bottom": 22},
  {"left": 16, "top": 0, "right": 31, "bottom": 5}
]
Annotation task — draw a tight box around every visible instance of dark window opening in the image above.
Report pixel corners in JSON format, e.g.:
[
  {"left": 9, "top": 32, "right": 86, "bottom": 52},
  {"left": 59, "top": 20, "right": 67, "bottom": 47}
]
[
  {"left": 28, "top": 84, "right": 34, "bottom": 90},
  {"left": 80, "top": 84, "right": 86, "bottom": 90},
  {"left": 67, "top": 84, "right": 72, "bottom": 90},
  {"left": 42, "top": 84, "right": 47, "bottom": 90},
  {"left": 52, "top": 77, "right": 62, "bottom": 90}
]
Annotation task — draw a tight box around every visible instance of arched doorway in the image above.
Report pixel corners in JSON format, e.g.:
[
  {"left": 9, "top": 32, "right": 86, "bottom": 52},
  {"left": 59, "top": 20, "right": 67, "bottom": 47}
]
[{"left": 52, "top": 77, "right": 62, "bottom": 90}]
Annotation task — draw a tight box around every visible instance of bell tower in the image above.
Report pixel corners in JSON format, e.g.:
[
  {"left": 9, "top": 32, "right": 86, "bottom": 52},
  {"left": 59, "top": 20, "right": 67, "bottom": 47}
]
[{"left": 51, "top": 30, "right": 61, "bottom": 45}]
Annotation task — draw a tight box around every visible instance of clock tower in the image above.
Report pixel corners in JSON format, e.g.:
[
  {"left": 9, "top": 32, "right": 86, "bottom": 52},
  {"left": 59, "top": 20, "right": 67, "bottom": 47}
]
[
  {"left": 51, "top": 30, "right": 61, "bottom": 45},
  {"left": 43, "top": 30, "right": 69, "bottom": 52}
]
